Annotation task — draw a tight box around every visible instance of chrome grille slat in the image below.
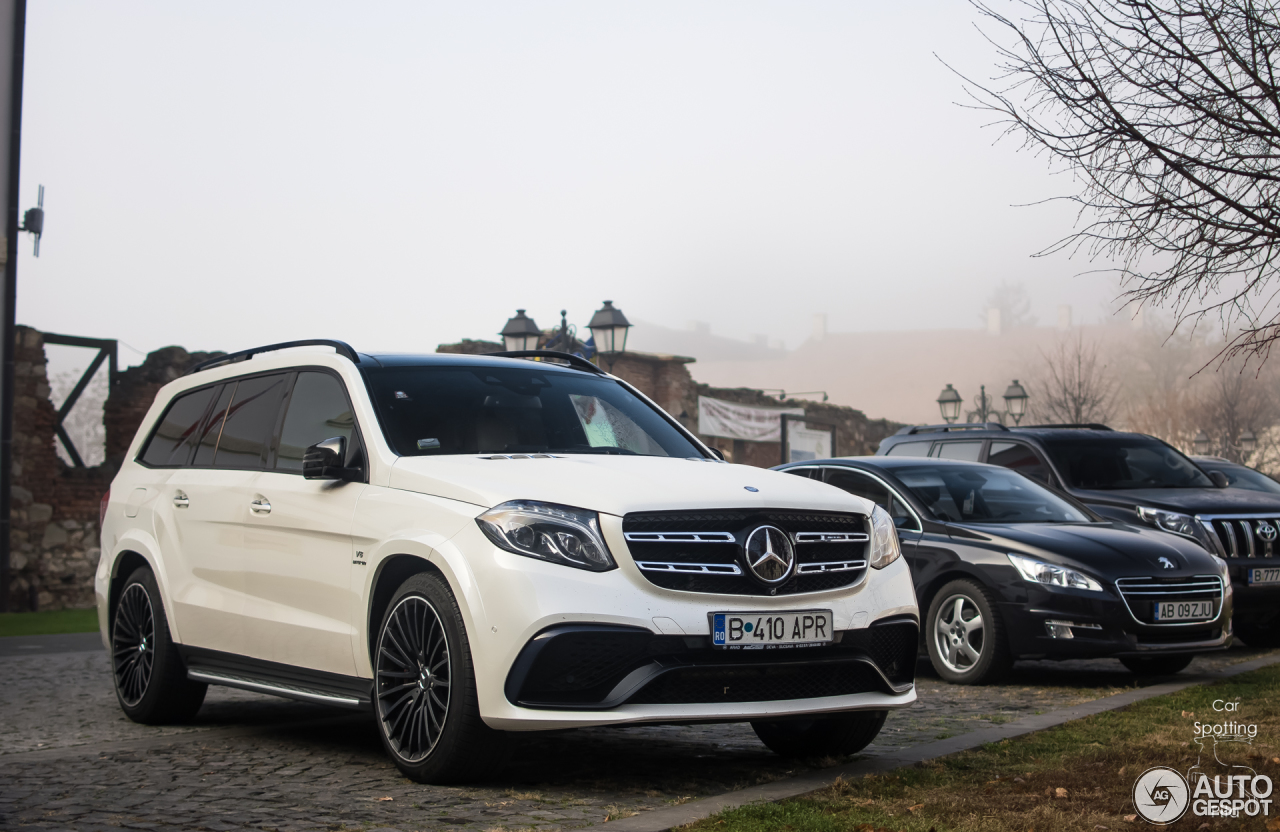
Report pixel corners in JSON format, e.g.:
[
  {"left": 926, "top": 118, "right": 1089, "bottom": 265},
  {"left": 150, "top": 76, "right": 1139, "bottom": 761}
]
[
  {"left": 1114, "top": 575, "right": 1225, "bottom": 626},
  {"left": 794, "top": 532, "right": 870, "bottom": 543},
  {"left": 1245, "top": 520, "right": 1257, "bottom": 558},
  {"left": 635, "top": 561, "right": 743, "bottom": 575},
  {"left": 1201, "top": 514, "right": 1280, "bottom": 559},
  {"left": 623, "top": 531, "right": 736, "bottom": 543},
  {"left": 796, "top": 559, "right": 868, "bottom": 574}
]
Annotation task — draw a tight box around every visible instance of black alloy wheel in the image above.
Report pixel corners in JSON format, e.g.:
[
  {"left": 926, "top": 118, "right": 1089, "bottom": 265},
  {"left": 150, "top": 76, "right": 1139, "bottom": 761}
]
[
  {"left": 752, "top": 711, "right": 888, "bottom": 758},
  {"left": 110, "top": 567, "right": 207, "bottom": 724},
  {"left": 1236, "top": 622, "right": 1280, "bottom": 648},
  {"left": 377, "top": 594, "right": 452, "bottom": 762},
  {"left": 112, "top": 582, "right": 155, "bottom": 706},
  {"left": 373, "top": 572, "right": 509, "bottom": 783},
  {"left": 924, "top": 579, "right": 1012, "bottom": 685}
]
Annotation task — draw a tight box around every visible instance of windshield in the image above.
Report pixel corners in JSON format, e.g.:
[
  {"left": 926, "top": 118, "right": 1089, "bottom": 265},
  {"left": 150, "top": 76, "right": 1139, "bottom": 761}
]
[
  {"left": 1205, "top": 463, "right": 1280, "bottom": 495},
  {"left": 1044, "top": 438, "right": 1212, "bottom": 490},
  {"left": 894, "top": 464, "right": 1091, "bottom": 524},
  {"left": 363, "top": 365, "right": 704, "bottom": 458}
]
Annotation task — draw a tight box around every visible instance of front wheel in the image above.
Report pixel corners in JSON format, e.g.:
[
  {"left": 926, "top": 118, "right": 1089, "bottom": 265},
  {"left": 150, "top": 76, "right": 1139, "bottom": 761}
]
[
  {"left": 1120, "top": 654, "right": 1194, "bottom": 675},
  {"left": 925, "top": 580, "right": 1012, "bottom": 685},
  {"left": 1235, "top": 622, "right": 1280, "bottom": 648},
  {"left": 111, "top": 566, "right": 207, "bottom": 724},
  {"left": 751, "top": 711, "right": 887, "bottom": 758},
  {"left": 373, "top": 572, "right": 509, "bottom": 783}
]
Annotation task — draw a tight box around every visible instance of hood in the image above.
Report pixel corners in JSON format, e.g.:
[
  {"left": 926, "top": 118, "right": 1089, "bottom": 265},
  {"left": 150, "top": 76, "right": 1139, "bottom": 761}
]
[
  {"left": 1073, "top": 486, "right": 1280, "bottom": 515},
  {"left": 389, "top": 454, "right": 873, "bottom": 517},
  {"left": 948, "top": 521, "right": 1221, "bottom": 577}
]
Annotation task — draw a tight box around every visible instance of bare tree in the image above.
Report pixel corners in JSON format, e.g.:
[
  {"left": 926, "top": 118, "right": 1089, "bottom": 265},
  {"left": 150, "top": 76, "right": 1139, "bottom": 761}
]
[
  {"left": 961, "top": 0, "right": 1280, "bottom": 361},
  {"left": 1188, "top": 360, "right": 1280, "bottom": 462},
  {"left": 982, "top": 280, "right": 1038, "bottom": 329},
  {"left": 1031, "top": 334, "right": 1119, "bottom": 423}
]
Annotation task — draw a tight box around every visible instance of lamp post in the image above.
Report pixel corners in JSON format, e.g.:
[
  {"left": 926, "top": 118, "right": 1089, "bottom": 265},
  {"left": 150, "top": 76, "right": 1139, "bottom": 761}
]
[
  {"left": 936, "top": 384, "right": 962, "bottom": 424},
  {"left": 969, "top": 385, "right": 997, "bottom": 423},
  {"left": 587, "top": 300, "right": 632, "bottom": 370},
  {"left": 499, "top": 309, "right": 542, "bottom": 352},
  {"left": 1193, "top": 431, "right": 1211, "bottom": 456},
  {"left": 1240, "top": 429, "right": 1258, "bottom": 460},
  {"left": 1002, "top": 380, "right": 1029, "bottom": 426}
]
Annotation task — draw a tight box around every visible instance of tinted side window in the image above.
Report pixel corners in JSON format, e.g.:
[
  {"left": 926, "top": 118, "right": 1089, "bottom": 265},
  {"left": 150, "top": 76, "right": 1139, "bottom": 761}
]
[
  {"left": 215, "top": 374, "right": 288, "bottom": 469},
  {"left": 140, "top": 386, "right": 219, "bottom": 467},
  {"left": 989, "top": 441, "right": 1052, "bottom": 485},
  {"left": 885, "top": 440, "right": 932, "bottom": 457},
  {"left": 782, "top": 467, "right": 822, "bottom": 480},
  {"left": 193, "top": 384, "right": 234, "bottom": 466},
  {"left": 935, "top": 441, "right": 983, "bottom": 461},
  {"left": 276, "top": 372, "right": 358, "bottom": 473},
  {"left": 824, "top": 468, "right": 919, "bottom": 531}
]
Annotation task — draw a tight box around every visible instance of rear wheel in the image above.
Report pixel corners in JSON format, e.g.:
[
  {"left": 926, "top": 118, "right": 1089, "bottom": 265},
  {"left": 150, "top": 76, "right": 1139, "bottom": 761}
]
[
  {"left": 925, "top": 580, "right": 1012, "bottom": 685},
  {"left": 373, "top": 572, "right": 509, "bottom": 783},
  {"left": 111, "top": 566, "right": 207, "bottom": 724},
  {"left": 1120, "top": 654, "right": 1194, "bottom": 675},
  {"left": 751, "top": 711, "right": 887, "bottom": 758},
  {"left": 1236, "top": 622, "right": 1280, "bottom": 648}
]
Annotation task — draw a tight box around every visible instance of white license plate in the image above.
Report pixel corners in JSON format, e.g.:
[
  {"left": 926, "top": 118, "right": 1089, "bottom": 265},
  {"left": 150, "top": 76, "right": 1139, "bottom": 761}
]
[
  {"left": 1248, "top": 568, "right": 1280, "bottom": 586},
  {"left": 711, "top": 610, "right": 833, "bottom": 649},
  {"left": 1154, "top": 600, "right": 1214, "bottom": 621}
]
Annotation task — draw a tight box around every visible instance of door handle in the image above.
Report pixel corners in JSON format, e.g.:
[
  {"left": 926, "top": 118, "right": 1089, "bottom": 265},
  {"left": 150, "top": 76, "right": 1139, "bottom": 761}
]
[
  {"left": 173, "top": 493, "right": 189, "bottom": 509},
  {"left": 249, "top": 498, "right": 272, "bottom": 515}
]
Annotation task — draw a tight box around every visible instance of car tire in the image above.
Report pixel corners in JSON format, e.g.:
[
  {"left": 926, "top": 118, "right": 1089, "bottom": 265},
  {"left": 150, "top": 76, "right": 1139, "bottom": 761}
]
[
  {"left": 111, "top": 566, "right": 208, "bottom": 724},
  {"left": 751, "top": 711, "right": 888, "bottom": 758},
  {"left": 1235, "top": 623, "right": 1280, "bottom": 648},
  {"left": 1120, "top": 654, "right": 1194, "bottom": 675},
  {"left": 925, "top": 579, "right": 1012, "bottom": 685},
  {"left": 373, "top": 571, "right": 510, "bottom": 784}
]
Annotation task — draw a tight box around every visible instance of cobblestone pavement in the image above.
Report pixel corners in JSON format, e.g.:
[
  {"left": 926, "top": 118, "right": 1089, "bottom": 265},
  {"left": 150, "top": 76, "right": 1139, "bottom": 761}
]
[{"left": 1, "top": 644, "right": 1274, "bottom": 831}]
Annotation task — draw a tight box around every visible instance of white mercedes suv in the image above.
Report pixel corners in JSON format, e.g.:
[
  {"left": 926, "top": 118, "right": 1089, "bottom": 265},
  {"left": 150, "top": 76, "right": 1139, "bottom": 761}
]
[{"left": 96, "top": 341, "right": 919, "bottom": 783}]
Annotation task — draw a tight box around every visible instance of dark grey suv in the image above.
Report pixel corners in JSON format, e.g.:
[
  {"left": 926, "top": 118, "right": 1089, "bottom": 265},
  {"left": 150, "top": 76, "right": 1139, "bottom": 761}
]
[{"left": 877, "top": 424, "right": 1280, "bottom": 647}]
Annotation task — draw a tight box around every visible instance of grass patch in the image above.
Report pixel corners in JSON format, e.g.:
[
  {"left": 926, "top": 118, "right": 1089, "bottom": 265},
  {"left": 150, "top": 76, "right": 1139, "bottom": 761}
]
[
  {"left": 686, "top": 664, "right": 1280, "bottom": 832},
  {"left": 0, "top": 607, "right": 98, "bottom": 637}
]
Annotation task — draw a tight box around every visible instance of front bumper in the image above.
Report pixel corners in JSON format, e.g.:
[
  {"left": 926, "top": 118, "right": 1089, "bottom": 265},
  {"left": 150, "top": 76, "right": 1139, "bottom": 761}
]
[
  {"left": 1000, "top": 581, "right": 1233, "bottom": 659},
  {"left": 1224, "top": 558, "right": 1280, "bottom": 627}
]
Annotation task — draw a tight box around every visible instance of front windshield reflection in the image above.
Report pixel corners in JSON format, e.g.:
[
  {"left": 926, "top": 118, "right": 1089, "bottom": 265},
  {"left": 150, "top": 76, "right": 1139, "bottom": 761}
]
[{"left": 895, "top": 464, "right": 1091, "bottom": 524}]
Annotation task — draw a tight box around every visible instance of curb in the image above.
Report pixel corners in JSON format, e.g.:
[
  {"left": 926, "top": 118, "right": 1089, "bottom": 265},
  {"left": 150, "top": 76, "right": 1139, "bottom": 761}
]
[{"left": 582, "top": 653, "right": 1280, "bottom": 832}]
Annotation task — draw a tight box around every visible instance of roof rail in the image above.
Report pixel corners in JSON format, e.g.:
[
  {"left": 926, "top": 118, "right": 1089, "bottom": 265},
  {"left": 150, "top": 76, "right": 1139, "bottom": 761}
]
[
  {"left": 184, "top": 339, "right": 359, "bottom": 376},
  {"left": 1021, "top": 423, "right": 1113, "bottom": 431},
  {"left": 491, "top": 350, "right": 608, "bottom": 375},
  {"left": 894, "top": 422, "right": 1010, "bottom": 435}
]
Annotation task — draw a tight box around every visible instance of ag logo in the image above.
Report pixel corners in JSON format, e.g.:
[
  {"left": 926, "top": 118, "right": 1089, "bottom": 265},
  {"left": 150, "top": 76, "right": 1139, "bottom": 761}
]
[
  {"left": 1132, "top": 766, "right": 1189, "bottom": 824},
  {"left": 1257, "top": 520, "right": 1277, "bottom": 542},
  {"left": 743, "top": 525, "right": 795, "bottom": 584}
]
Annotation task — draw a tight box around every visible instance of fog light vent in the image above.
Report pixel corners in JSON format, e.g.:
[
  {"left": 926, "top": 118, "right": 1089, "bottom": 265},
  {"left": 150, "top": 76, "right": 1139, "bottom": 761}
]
[{"left": 1044, "top": 619, "right": 1102, "bottom": 639}]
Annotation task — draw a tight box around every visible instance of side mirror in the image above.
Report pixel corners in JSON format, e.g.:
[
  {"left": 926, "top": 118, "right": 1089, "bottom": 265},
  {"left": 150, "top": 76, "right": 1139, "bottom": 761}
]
[
  {"left": 304, "top": 436, "right": 349, "bottom": 480},
  {"left": 708, "top": 447, "right": 726, "bottom": 461},
  {"left": 1209, "top": 470, "right": 1230, "bottom": 488}
]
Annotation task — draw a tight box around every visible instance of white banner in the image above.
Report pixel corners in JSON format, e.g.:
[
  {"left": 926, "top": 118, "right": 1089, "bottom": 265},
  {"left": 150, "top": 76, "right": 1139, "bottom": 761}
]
[
  {"left": 697, "top": 396, "right": 804, "bottom": 442},
  {"left": 788, "top": 425, "right": 832, "bottom": 462}
]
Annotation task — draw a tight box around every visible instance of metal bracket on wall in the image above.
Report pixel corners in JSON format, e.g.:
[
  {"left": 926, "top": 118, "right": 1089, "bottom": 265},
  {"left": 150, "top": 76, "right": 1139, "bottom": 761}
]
[{"left": 41, "top": 332, "right": 118, "bottom": 468}]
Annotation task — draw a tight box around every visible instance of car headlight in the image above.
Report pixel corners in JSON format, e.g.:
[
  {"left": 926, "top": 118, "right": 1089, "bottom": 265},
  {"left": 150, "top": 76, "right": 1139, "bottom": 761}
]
[
  {"left": 1136, "top": 506, "right": 1199, "bottom": 538},
  {"left": 1007, "top": 553, "right": 1103, "bottom": 591},
  {"left": 869, "top": 504, "right": 901, "bottom": 569},
  {"left": 477, "top": 501, "right": 616, "bottom": 572}
]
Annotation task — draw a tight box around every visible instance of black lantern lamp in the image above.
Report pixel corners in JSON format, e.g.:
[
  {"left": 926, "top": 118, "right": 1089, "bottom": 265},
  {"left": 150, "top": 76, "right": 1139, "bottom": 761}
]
[
  {"left": 937, "top": 384, "right": 962, "bottom": 424},
  {"left": 588, "top": 300, "right": 632, "bottom": 367},
  {"left": 1002, "top": 379, "right": 1029, "bottom": 426},
  {"left": 1241, "top": 429, "right": 1258, "bottom": 456},
  {"left": 500, "top": 309, "right": 542, "bottom": 352},
  {"left": 1193, "top": 431, "right": 1211, "bottom": 456}
]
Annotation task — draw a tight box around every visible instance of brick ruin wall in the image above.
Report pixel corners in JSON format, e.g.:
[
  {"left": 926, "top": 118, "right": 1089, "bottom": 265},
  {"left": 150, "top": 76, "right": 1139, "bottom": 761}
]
[{"left": 8, "top": 333, "right": 899, "bottom": 611}]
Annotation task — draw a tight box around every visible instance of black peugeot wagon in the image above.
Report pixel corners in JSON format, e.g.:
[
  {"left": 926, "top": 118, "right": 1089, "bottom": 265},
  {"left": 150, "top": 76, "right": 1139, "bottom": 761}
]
[
  {"left": 775, "top": 456, "right": 1232, "bottom": 684},
  {"left": 877, "top": 424, "right": 1280, "bottom": 648}
]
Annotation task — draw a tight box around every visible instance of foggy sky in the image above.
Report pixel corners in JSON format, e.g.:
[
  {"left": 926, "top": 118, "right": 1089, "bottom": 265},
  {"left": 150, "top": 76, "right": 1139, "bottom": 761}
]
[{"left": 19, "top": 0, "right": 1121, "bottom": 368}]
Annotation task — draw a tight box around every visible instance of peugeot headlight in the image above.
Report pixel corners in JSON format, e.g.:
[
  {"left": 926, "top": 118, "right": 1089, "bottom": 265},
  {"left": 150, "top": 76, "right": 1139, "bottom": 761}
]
[
  {"left": 1136, "top": 506, "right": 1199, "bottom": 538},
  {"left": 1008, "top": 553, "right": 1103, "bottom": 592},
  {"left": 869, "top": 504, "right": 901, "bottom": 569},
  {"left": 478, "top": 501, "right": 616, "bottom": 572}
]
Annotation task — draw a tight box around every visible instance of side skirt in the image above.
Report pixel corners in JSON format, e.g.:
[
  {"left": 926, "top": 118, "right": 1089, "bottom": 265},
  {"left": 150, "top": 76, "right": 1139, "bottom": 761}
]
[{"left": 178, "top": 646, "right": 373, "bottom": 710}]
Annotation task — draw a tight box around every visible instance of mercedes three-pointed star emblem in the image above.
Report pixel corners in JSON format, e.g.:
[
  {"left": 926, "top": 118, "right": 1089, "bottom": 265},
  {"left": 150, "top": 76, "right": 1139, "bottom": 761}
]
[{"left": 744, "top": 525, "right": 795, "bottom": 584}]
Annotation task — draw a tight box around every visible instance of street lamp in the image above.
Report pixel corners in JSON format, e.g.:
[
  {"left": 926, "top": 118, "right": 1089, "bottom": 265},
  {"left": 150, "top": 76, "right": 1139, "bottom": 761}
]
[
  {"left": 499, "top": 309, "right": 542, "bottom": 352},
  {"left": 1193, "top": 431, "right": 1211, "bottom": 456},
  {"left": 1241, "top": 429, "right": 1258, "bottom": 456},
  {"left": 1003, "top": 380, "right": 1029, "bottom": 426},
  {"left": 588, "top": 300, "right": 632, "bottom": 368},
  {"left": 936, "top": 384, "right": 962, "bottom": 424}
]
